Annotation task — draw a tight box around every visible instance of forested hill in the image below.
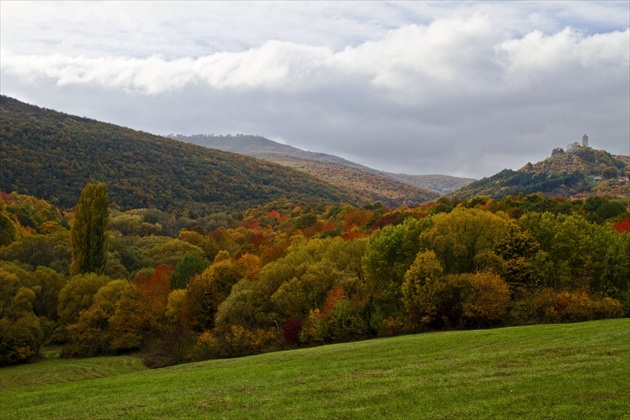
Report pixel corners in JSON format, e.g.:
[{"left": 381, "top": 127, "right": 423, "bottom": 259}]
[
  {"left": 0, "top": 96, "right": 361, "bottom": 215},
  {"left": 175, "top": 134, "right": 475, "bottom": 195},
  {"left": 451, "top": 146, "right": 630, "bottom": 200},
  {"left": 171, "top": 134, "right": 457, "bottom": 206}
]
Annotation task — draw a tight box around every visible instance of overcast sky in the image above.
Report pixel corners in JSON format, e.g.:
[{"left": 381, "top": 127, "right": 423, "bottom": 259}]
[{"left": 1, "top": 1, "right": 628, "bottom": 179}]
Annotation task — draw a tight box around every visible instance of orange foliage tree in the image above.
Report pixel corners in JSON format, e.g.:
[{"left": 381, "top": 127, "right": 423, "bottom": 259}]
[{"left": 614, "top": 217, "right": 630, "bottom": 233}]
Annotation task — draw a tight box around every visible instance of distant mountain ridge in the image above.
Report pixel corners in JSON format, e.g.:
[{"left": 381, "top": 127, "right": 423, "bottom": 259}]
[
  {"left": 170, "top": 135, "right": 360, "bottom": 167},
  {"left": 171, "top": 134, "right": 474, "bottom": 201},
  {"left": 0, "top": 96, "right": 363, "bottom": 215},
  {"left": 383, "top": 173, "right": 476, "bottom": 195},
  {"left": 451, "top": 146, "right": 630, "bottom": 200}
]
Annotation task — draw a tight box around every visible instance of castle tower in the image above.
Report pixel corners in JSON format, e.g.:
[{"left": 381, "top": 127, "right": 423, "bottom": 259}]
[{"left": 582, "top": 134, "right": 589, "bottom": 148}]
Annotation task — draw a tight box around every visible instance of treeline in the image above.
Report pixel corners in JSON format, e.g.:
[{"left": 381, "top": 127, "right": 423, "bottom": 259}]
[
  {"left": 0, "top": 95, "right": 357, "bottom": 216},
  {"left": 1, "top": 189, "right": 629, "bottom": 367},
  {"left": 454, "top": 169, "right": 592, "bottom": 199}
]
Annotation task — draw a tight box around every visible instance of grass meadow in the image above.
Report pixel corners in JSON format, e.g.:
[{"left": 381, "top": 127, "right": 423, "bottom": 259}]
[{"left": 1, "top": 318, "right": 628, "bottom": 419}]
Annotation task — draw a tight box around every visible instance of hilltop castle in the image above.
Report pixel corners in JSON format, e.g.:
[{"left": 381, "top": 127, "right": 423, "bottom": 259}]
[{"left": 567, "top": 134, "right": 589, "bottom": 151}]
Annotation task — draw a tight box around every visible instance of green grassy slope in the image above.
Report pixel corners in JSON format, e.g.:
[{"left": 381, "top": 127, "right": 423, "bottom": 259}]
[
  {"left": 0, "top": 96, "right": 359, "bottom": 215},
  {"left": 1, "top": 319, "right": 628, "bottom": 419}
]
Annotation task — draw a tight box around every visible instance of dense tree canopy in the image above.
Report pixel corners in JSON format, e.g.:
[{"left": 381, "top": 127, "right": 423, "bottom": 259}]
[
  {"left": 0, "top": 96, "right": 358, "bottom": 215},
  {"left": 0, "top": 266, "right": 42, "bottom": 365},
  {"left": 420, "top": 208, "right": 509, "bottom": 274},
  {"left": 1, "top": 189, "right": 628, "bottom": 366}
]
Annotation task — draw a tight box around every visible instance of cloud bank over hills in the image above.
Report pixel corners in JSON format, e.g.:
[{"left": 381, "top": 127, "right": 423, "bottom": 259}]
[{"left": 1, "top": 2, "right": 628, "bottom": 179}]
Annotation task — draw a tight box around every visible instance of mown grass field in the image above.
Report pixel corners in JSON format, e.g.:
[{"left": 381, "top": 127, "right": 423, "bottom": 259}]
[{"left": 1, "top": 319, "right": 628, "bottom": 419}]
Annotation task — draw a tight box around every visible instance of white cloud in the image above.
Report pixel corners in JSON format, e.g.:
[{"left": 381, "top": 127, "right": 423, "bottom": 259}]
[
  {"left": 194, "top": 41, "right": 333, "bottom": 90},
  {"left": 5, "top": 23, "right": 626, "bottom": 96},
  {"left": 329, "top": 13, "right": 507, "bottom": 99},
  {"left": 500, "top": 27, "right": 629, "bottom": 75}
]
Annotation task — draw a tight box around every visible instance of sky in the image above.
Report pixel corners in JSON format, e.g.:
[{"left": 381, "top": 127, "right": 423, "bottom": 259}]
[{"left": 1, "top": 1, "right": 629, "bottom": 179}]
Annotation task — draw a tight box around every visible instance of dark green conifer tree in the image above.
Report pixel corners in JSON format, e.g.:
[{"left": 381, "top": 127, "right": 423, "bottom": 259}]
[
  {"left": 171, "top": 252, "right": 210, "bottom": 290},
  {"left": 70, "top": 183, "right": 109, "bottom": 276}
]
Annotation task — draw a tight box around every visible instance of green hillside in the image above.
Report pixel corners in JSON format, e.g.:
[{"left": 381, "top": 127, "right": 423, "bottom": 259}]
[
  {"left": 177, "top": 134, "right": 475, "bottom": 195},
  {"left": 452, "top": 146, "right": 630, "bottom": 200},
  {"left": 0, "top": 96, "right": 359, "bottom": 216},
  {"left": 1, "top": 319, "right": 628, "bottom": 419},
  {"left": 175, "top": 134, "right": 441, "bottom": 206}
]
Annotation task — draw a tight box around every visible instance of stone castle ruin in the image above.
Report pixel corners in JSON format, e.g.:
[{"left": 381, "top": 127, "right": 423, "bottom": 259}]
[
  {"left": 551, "top": 134, "right": 591, "bottom": 157},
  {"left": 567, "top": 134, "right": 589, "bottom": 151}
]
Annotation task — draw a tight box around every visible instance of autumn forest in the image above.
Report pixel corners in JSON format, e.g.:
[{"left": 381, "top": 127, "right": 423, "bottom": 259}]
[
  {"left": 1, "top": 96, "right": 629, "bottom": 368},
  {"left": 2, "top": 184, "right": 628, "bottom": 367}
]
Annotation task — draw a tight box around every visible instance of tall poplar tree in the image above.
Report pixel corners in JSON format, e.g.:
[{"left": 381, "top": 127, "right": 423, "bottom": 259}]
[{"left": 70, "top": 182, "right": 109, "bottom": 276}]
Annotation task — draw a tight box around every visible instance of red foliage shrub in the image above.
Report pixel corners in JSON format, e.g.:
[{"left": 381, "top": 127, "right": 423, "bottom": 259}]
[
  {"left": 247, "top": 232, "right": 268, "bottom": 247},
  {"left": 302, "top": 221, "right": 325, "bottom": 238},
  {"left": 241, "top": 218, "right": 260, "bottom": 230},
  {"left": 136, "top": 265, "right": 172, "bottom": 321},
  {"left": 613, "top": 217, "right": 630, "bottom": 233},
  {"left": 342, "top": 209, "right": 373, "bottom": 233},
  {"left": 323, "top": 286, "right": 346, "bottom": 318},
  {"left": 341, "top": 230, "right": 368, "bottom": 241},
  {"left": 265, "top": 210, "right": 288, "bottom": 223},
  {"left": 0, "top": 191, "right": 15, "bottom": 204},
  {"left": 282, "top": 320, "right": 302, "bottom": 345},
  {"left": 371, "top": 212, "right": 409, "bottom": 230}
]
